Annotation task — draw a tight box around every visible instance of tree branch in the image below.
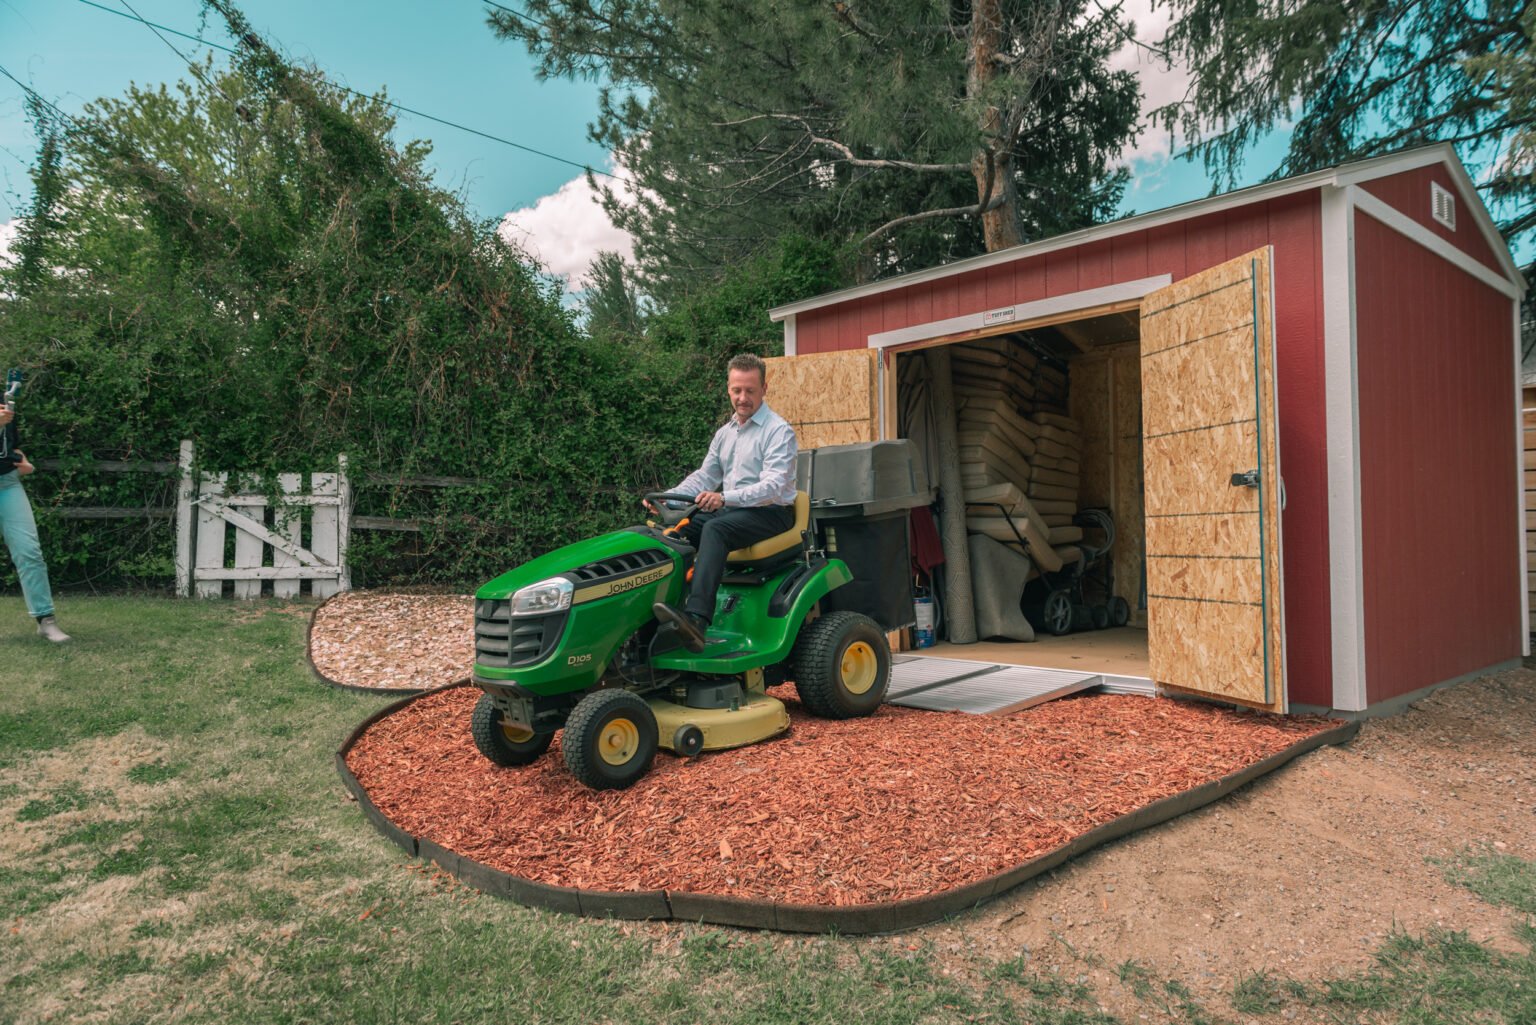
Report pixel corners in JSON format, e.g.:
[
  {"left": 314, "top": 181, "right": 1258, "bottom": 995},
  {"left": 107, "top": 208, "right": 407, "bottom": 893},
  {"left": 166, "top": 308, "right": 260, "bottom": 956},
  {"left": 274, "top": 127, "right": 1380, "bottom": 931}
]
[
  {"left": 860, "top": 192, "right": 1010, "bottom": 248},
  {"left": 713, "top": 113, "right": 971, "bottom": 172}
]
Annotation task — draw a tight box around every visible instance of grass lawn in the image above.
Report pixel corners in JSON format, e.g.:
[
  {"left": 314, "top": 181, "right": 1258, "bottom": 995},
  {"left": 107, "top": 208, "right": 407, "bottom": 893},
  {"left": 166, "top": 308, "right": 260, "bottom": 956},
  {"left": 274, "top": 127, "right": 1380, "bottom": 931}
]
[{"left": 1, "top": 596, "right": 1531, "bottom": 1025}]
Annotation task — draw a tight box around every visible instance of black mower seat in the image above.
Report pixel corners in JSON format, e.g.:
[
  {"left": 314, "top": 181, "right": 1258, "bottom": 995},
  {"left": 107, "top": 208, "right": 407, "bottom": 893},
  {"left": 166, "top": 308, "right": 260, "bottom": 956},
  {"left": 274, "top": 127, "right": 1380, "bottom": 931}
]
[{"left": 727, "top": 490, "right": 810, "bottom": 563}]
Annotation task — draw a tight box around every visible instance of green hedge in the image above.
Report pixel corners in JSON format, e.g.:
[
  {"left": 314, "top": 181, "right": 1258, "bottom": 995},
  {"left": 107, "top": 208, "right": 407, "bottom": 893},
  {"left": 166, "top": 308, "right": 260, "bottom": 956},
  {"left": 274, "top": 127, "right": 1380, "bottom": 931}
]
[{"left": 0, "top": 21, "right": 846, "bottom": 593}]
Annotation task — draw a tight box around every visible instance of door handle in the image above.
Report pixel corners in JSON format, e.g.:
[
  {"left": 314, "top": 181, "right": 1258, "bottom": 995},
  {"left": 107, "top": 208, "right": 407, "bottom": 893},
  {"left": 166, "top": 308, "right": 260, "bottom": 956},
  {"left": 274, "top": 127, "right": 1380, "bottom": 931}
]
[{"left": 1230, "top": 469, "right": 1260, "bottom": 488}]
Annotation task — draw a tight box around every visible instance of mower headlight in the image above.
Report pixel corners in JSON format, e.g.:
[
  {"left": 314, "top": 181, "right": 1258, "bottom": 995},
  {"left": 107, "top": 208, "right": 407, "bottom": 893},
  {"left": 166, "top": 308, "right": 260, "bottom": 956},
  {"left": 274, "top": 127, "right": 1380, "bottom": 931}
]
[{"left": 509, "top": 577, "right": 574, "bottom": 617}]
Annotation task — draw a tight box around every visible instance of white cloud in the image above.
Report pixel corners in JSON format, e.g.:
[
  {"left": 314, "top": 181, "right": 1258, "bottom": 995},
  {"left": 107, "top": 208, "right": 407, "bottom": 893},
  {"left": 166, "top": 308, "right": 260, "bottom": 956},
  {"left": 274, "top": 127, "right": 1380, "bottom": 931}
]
[
  {"left": 497, "top": 169, "right": 636, "bottom": 293},
  {"left": 0, "top": 217, "right": 18, "bottom": 269},
  {"left": 1109, "top": 0, "right": 1189, "bottom": 165}
]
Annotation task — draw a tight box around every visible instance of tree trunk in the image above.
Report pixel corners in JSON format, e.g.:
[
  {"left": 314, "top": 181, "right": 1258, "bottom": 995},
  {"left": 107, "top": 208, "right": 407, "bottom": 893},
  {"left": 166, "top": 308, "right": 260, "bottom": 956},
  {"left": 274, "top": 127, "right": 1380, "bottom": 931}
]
[{"left": 967, "top": 0, "right": 1023, "bottom": 252}]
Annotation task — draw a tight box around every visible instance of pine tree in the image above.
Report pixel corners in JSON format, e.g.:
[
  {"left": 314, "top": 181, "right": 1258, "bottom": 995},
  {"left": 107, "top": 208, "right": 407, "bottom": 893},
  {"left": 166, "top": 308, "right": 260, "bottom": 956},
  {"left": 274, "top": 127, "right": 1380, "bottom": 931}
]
[
  {"left": 1153, "top": 0, "right": 1535, "bottom": 248},
  {"left": 488, "top": 0, "right": 1142, "bottom": 301}
]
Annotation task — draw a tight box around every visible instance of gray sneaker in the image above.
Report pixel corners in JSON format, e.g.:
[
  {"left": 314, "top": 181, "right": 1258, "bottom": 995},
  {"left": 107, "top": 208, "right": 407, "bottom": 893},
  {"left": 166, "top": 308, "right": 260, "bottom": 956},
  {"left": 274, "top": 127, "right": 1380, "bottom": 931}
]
[{"left": 36, "top": 615, "right": 71, "bottom": 643}]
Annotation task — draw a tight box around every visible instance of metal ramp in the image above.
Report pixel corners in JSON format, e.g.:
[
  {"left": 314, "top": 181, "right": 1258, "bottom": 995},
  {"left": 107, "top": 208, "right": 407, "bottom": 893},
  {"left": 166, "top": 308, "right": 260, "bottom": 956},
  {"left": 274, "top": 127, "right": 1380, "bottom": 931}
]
[{"left": 885, "top": 655, "right": 1103, "bottom": 715}]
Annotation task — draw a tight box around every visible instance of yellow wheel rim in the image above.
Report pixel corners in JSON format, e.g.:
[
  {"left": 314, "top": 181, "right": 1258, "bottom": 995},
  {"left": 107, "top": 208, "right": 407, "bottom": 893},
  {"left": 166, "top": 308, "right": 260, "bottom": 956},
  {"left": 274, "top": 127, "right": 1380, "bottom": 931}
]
[
  {"left": 598, "top": 717, "right": 641, "bottom": 766},
  {"left": 499, "top": 722, "right": 535, "bottom": 745},
  {"left": 840, "top": 641, "right": 878, "bottom": 695}
]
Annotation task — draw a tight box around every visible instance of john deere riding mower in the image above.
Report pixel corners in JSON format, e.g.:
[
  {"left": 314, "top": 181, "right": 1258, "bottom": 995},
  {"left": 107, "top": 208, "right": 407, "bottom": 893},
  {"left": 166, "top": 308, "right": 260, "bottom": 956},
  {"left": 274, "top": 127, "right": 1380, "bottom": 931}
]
[{"left": 469, "top": 466, "right": 906, "bottom": 790}]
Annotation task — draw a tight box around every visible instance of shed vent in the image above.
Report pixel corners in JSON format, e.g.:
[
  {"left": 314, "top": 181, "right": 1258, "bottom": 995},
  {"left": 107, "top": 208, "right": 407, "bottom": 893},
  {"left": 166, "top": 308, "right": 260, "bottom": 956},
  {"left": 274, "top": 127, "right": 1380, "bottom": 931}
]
[{"left": 1431, "top": 181, "right": 1456, "bottom": 230}]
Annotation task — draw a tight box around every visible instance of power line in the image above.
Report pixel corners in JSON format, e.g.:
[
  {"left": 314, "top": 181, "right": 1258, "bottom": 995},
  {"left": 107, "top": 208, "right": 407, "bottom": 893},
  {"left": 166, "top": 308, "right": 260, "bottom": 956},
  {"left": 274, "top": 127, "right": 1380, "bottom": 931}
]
[
  {"left": 0, "top": 62, "right": 80, "bottom": 129},
  {"left": 60, "top": 0, "right": 615, "bottom": 179}
]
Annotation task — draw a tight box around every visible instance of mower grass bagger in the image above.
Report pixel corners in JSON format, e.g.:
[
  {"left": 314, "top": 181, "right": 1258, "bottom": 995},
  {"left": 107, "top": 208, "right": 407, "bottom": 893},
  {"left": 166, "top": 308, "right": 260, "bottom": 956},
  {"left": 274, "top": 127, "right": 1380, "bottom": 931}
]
[{"left": 468, "top": 490, "right": 892, "bottom": 790}]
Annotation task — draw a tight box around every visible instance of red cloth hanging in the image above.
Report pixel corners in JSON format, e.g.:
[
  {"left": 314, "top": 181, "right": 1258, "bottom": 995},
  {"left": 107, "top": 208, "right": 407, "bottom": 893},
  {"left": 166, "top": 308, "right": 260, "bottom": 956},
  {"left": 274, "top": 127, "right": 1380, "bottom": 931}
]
[{"left": 910, "top": 505, "right": 945, "bottom": 574}]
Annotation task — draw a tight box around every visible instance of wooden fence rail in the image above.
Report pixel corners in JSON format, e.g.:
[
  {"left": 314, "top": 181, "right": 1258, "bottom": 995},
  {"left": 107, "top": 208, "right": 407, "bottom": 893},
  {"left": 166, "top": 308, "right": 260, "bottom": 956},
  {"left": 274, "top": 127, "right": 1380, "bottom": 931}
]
[{"left": 31, "top": 455, "right": 495, "bottom": 533}]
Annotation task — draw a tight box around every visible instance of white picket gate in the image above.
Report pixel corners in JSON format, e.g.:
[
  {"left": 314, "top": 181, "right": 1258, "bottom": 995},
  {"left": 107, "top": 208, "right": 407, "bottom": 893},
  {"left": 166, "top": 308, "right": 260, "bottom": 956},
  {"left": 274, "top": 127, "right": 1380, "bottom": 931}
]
[{"left": 174, "top": 440, "right": 352, "bottom": 598}]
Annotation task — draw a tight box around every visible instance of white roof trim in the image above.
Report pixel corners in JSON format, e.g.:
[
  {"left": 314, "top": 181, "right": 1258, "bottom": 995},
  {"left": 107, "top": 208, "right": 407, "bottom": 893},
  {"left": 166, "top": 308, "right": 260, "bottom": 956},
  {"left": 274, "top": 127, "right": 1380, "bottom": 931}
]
[
  {"left": 769, "top": 144, "right": 1525, "bottom": 321},
  {"left": 1353, "top": 188, "right": 1522, "bottom": 299}
]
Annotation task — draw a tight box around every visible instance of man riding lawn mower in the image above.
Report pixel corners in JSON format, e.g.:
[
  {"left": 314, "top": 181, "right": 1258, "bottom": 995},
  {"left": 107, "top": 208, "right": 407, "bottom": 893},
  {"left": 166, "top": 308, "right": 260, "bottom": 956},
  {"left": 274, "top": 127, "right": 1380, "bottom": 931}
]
[
  {"left": 468, "top": 486, "right": 893, "bottom": 790},
  {"left": 468, "top": 356, "right": 922, "bottom": 790}
]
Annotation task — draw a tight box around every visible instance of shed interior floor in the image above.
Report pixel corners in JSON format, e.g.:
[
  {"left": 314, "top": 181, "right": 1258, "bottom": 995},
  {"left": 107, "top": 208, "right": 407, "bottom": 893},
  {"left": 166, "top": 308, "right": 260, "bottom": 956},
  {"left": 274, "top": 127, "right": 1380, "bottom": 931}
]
[{"left": 915, "top": 626, "right": 1149, "bottom": 678}]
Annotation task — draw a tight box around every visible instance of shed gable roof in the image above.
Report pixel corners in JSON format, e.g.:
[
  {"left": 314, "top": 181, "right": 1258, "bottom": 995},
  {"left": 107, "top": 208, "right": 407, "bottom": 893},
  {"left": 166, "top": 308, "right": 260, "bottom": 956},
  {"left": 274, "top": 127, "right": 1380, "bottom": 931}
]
[{"left": 769, "top": 144, "right": 1524, "bottom": 322}]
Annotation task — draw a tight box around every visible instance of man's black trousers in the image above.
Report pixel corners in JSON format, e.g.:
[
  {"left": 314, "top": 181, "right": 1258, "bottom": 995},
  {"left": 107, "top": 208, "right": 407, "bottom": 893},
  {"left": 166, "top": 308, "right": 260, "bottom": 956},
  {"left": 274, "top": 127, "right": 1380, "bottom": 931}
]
[{"left": 678, "top": 505, "right": 796, "bottom": 622}]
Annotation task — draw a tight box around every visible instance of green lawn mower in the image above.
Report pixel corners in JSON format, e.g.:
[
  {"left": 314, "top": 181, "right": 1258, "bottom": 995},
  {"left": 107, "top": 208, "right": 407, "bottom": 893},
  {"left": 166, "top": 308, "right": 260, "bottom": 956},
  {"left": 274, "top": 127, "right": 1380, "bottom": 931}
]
[{"left": 469, "top": 487, "right": 894, "bottom": 790}]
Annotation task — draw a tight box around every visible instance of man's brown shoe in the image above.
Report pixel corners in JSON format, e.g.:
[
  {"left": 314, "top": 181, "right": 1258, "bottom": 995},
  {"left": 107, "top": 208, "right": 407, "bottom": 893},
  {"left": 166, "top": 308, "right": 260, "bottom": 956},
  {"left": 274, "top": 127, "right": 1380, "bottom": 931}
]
[{"left": 653, "top": 603, "right": 708, "bottom": 653}]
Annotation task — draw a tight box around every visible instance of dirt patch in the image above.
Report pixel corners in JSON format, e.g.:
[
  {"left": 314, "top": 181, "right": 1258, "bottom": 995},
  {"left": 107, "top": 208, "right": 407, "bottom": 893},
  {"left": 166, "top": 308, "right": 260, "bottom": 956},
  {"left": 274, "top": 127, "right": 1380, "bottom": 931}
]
[
  {"left": 308, "top": 590, "right": 473, "bottom": 691},
  {"left": 896, "top": 666, "right": 1536, "bottom": 1017}
]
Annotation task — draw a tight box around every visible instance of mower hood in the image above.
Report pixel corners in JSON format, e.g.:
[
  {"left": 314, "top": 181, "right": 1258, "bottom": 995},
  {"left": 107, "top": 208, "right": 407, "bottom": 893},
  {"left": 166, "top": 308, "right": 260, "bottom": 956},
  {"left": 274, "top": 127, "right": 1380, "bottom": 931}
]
[{"left": 475, "top": 528, "right": 679, "bottom": 602}]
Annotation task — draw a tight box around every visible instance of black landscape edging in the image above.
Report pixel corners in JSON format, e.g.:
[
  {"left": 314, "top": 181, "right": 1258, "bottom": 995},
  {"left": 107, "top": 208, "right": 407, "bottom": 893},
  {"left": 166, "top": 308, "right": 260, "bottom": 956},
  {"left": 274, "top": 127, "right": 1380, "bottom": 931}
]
[
  {"left": 336, "top": 690, "right": 1360, "bottom": 933},
  {"left": 335, "top": 689, "right": 430, "bottom": 859}
]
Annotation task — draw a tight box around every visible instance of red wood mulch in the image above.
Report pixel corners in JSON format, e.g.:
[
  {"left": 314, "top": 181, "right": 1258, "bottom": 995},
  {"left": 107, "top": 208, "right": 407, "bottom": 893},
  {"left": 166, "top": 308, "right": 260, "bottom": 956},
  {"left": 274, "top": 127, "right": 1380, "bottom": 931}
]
[{"left": 344, "top": 687, "right": 1341, "bottom": 907}]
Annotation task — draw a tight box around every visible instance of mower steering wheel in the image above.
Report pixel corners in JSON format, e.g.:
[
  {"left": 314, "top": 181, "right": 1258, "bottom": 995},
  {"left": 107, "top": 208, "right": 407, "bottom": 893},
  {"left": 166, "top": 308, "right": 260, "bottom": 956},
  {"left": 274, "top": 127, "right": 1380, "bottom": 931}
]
[{"left": 643, "top": 491, "right": 701, "bottom": 529}]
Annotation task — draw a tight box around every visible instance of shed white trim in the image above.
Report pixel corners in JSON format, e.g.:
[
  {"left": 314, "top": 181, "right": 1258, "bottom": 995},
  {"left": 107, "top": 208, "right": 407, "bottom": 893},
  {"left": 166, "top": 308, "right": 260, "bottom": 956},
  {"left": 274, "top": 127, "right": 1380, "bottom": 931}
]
[
  {"left": 770, "top": 144, "right": 1524, "bottom": 324},
  {"left": 1323, "top": 185, "right": 1368, "bottom": 713},
  {"left": 866, "top": 275, "right": 1171, "bottom": 350},
  {"left": 1352, "top": 189, "right": 1523, "bottom": 299},
  {"left": 1335, "top": 148, "right": 1525, "bottom": 287},
  {"left": 782, "top": 314, "right": 798, "bottom": 356},
  {"left": 1519, "top": 301, "right": 1531, "bottom": 658}
]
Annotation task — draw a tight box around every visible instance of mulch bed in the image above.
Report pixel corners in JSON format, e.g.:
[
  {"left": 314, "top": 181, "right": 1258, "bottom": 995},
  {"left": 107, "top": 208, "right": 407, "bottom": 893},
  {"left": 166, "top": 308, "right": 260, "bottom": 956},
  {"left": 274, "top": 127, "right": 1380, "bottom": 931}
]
[
  {"left": 344, "top": 686, "right": 1342, "bottom": 907},
  {"left": 309, "top": 591, "right": 474, "bottom": 692}
]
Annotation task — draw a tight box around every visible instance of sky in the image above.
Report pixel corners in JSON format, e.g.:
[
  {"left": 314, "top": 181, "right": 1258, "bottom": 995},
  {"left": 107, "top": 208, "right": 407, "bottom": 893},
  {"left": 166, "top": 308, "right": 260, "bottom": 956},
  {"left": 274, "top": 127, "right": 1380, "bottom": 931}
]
[{"left": 0, "top": 0, "right": 1287, "bottom": 294}]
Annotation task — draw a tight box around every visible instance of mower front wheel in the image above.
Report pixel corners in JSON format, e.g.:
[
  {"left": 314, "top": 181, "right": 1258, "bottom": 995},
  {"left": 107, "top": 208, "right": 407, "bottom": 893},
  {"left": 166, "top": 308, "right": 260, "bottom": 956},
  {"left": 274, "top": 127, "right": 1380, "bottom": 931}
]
[
  {"left": 471, "top": 693, "right": 553, "bottom": 767},
  {"left": 563, "top": 689, "right": 659, "bottom": 790},
  {"left": 792, "top": 611, "right": 891, "bottom": 719}
]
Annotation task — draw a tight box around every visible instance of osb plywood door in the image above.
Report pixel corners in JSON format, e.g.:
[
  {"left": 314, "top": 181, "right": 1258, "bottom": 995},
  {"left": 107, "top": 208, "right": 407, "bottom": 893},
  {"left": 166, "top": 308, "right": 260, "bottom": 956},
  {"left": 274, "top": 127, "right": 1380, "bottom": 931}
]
[
  {"left": 1140, "top": 247, "right": 1286, "bottom": 713},
  {"left": 765, "top": 348, "right": 879, "bottom": 449}
]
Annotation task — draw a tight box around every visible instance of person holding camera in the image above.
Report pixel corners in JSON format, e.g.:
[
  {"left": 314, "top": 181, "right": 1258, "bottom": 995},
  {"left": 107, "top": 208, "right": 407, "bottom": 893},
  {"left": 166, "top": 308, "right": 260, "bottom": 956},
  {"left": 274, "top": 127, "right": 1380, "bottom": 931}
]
[{"left": 0, "top": 393, "right": 69, "bottom": 643}]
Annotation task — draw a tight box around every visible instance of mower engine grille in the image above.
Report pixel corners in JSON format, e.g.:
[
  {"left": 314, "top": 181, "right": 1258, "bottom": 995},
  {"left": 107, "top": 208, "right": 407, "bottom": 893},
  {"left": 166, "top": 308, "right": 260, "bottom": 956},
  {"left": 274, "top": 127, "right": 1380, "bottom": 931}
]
[
  {"left": 569, "top": 547, "right": 670, "bottom": 585},
  {"left": 474, "top": 599, "right": 565, "bottom": 668}
]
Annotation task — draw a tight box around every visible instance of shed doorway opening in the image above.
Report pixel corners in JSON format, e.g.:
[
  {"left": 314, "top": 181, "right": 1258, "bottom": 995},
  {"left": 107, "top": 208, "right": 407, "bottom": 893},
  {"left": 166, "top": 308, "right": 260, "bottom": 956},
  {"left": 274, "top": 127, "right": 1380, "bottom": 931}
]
[
  {"left": 767, "top": 248, "right": 1288, "bottom": 712},
  {"left": 893, "top": 304, "right": 1150, "bottom": 681}
]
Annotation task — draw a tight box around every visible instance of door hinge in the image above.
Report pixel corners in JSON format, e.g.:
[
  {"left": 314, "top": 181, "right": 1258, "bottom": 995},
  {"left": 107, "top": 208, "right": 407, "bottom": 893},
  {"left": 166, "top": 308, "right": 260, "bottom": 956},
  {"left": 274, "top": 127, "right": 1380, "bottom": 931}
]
[{"left": 1230, "top": 469, "right": 1260, "bottom": 488}]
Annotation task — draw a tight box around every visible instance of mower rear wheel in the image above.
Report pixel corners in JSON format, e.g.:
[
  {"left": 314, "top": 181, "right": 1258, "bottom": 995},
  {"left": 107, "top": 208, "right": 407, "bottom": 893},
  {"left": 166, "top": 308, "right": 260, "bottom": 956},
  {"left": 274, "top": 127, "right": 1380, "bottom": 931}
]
[
  {"left": 471, "top": 693, "right": 553, "bottom": 767},
  {"left": 563, "top": 689, "right": 658, "bottom": 790},
  {"left": 792, "top": 611, "right": 890, "bottom": 720}
]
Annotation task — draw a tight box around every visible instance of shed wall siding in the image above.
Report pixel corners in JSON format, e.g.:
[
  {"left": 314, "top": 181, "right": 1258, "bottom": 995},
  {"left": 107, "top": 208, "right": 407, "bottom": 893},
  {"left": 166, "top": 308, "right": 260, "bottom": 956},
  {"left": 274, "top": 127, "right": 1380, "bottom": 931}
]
[
  {"left": 796, "top": 193, "right": 1334, "bottom": 707},
  {"left": 1354, "top": 212, "right": 1521, "bottom": 703},
  {"left": 1359, "top": 164, "right": 1503, "bottom": 274}
]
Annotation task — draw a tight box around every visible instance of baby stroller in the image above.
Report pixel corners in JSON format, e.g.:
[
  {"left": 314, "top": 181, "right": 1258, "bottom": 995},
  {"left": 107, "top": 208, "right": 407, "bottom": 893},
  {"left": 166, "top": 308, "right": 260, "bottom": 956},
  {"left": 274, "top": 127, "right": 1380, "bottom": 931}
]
[{"left": 1020, "top": 507, "right": 1129, "bottom": 636}]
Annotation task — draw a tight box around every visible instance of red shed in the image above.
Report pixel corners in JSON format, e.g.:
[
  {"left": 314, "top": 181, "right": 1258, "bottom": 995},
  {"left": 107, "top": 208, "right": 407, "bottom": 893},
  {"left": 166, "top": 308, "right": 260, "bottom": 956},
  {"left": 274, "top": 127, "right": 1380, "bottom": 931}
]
[{"left": 764, "top": 144, "right": 1527, "bottom": 717}]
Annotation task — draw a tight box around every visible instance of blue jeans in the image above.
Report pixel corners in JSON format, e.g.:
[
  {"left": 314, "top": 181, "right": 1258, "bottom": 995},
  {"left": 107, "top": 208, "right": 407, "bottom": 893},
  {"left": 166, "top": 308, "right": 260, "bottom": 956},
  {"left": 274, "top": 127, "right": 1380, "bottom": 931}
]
[{"left": 0, "top": 471, "right": 54, "bottom": 618}]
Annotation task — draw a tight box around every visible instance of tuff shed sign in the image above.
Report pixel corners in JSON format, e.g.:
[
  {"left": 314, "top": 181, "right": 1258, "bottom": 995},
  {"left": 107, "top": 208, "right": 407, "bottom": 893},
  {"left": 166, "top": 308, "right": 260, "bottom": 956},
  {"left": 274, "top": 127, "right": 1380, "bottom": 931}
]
[{"left": 982, "top": 306, "right": 1016, "bottom": 327}]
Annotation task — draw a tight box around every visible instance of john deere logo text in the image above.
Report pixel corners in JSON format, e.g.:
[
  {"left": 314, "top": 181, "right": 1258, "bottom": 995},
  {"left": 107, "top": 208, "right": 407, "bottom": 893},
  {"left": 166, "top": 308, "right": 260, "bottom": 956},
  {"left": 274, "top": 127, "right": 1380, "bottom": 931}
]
[
  {"left": 573, "top": 561, "right": 675, "bottom": 605},
  {"left": 609, "top": 566, "right": 667, "bottom": 594}
]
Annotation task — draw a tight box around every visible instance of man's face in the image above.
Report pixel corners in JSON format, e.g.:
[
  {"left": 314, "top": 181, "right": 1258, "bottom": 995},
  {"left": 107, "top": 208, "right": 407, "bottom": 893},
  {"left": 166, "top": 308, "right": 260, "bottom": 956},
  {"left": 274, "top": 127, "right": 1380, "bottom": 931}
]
[{"left": 727, "top": 367, "right": 766, "bottom": 423}]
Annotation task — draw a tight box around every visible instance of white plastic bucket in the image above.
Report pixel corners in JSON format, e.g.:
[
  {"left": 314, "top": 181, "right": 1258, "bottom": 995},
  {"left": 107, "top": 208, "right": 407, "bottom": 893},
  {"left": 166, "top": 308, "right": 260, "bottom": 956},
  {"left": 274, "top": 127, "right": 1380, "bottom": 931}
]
[{"left": 913, "top": 595, "right": 935, "bottom": 648}]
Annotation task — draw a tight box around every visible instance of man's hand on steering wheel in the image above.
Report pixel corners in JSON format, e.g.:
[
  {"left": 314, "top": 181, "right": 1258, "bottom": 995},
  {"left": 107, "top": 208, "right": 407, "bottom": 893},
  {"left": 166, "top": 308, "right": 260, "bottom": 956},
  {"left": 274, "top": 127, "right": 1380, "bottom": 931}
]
[
  {"left": 695, "top": 491, "right": 724, "bottom": 512},
  {"left": 642, "top": 492, "right": 702, "bottom": 528}
]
